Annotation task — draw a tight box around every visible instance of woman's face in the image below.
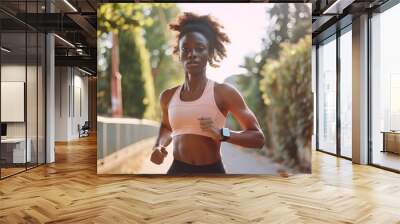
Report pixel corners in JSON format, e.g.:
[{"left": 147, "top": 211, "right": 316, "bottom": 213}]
[{"left": 179, "top": 31, "right": 209, "bottom": 74}]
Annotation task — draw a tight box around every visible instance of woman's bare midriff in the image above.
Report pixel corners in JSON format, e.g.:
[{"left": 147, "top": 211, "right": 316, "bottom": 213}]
[{"left": 172, "top": 134, "right": 221, "bottom": 165}]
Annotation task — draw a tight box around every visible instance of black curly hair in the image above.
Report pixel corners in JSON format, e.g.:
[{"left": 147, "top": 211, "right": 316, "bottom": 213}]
[{"left": 169, "top": 12, "right": 230, "bottom": 67}]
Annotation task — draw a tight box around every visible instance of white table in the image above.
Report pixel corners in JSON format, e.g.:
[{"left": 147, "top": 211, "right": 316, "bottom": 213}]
[{"left": 1, "top": 138, "right": 31, "bottom": 163}]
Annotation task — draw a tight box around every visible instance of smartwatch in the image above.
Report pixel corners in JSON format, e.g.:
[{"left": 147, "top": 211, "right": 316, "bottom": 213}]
[{"left": 220, "top": 128, "right": 231, "bottom": 141}]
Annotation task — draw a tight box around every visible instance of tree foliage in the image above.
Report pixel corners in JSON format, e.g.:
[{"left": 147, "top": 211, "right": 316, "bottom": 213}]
[
  {"left": 97, "top": 34, "right": 112, "bottom": 116},
  {"left": 119, "top": 29, "right": 156, "bottom": 119},
  {"left": 237, "top": 4, "right": 312, "bottom": 171},
  {"left": 97, "top": 3, "right": 180, "bottom": 120},
  {"left": 142, "top": 5, "right": 183, "bottom": 116},
  {"left": 98, "top": 3, "right": 158, "bottom": 36},
  {"left": 238, "top": 4, "right": 307, "bottom": 149},
  {"left": 260, "top": 36, "right": 313, "bottom": 172}
]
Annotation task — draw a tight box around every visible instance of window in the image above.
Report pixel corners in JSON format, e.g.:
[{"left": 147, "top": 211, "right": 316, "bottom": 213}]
[
  {"left": 0, "top": 1, "right": 46, "bottom": 179},
  {"left": 371, "top": 2, "right": 400, "bottom": 171},
  {"left": 339, "top": 26, "right": 352, "bottom": 158},
  {"left": 317, "top": 35, "right": 337, "bottom": 154}
]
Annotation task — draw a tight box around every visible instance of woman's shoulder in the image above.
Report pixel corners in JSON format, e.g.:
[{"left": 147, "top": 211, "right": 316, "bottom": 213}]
[
  {"left": 214, "top": 82, "right": 245, "bottom": 109},
  {"left": 161, "top": 85, "right": 180, "bottom": 95},
  {"left": 159, "top": 85, "right": 180, "bottom": 108},
  {"left": 214, "top": 82, "right": 240, "bottom": 96}
]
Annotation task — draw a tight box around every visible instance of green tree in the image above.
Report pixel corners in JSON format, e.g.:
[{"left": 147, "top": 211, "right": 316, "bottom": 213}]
[
  {"left": 260, "top": 36, "right": 313, "bottom": 172},
  {"left": 238, "top": 4, "right": 311, "bottom": 156},
  {"left": 97, "top": 3, "right": 178, "bottom": 120},
  {"left": 142, "top": 5, "right": 183, "bottom": 118},
  {"left": 97, "top": 34, "right": 112, "bottom": 116},
  {"left": 118, "top": 31, "right": 140, "bottom": 117}
]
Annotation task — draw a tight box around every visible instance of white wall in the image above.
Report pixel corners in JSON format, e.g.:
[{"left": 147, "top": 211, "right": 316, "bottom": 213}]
[
  {"left": 55, "top": 67, "right": 69, "bottom": 141},
  {"left": 55, "top": 67, "right": 89, "bottom": 141},
  {"left": 1, "top": 65, "right": 31, "bottom": 138}
]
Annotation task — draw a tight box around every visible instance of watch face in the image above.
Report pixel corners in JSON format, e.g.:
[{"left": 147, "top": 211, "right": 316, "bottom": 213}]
[{"left": 222, "top": 128, "right": 230, "bottom": 137}]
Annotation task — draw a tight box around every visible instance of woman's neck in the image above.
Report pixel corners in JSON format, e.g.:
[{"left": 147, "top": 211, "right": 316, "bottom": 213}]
[{"left": 183, "top": 72, "right": 207, "bottom": 91}]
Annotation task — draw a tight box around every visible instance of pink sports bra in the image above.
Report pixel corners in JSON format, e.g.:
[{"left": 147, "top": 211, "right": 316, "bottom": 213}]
[{"left": 168, "top": 79, "right": 226, "bottom": 140}]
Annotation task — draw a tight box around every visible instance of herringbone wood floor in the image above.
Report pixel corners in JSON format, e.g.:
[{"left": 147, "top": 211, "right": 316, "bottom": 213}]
[{"left": 1, "top": 135, "right": 399, "bottom": 224}]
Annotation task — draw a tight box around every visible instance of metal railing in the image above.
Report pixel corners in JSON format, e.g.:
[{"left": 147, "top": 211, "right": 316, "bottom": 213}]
[{"left": 97, "top": 116, "right": 159, "bottom": 159}]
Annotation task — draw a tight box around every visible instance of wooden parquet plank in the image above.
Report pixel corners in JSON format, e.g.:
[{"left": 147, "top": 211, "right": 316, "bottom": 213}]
[{"left": 0, "top": 134, "right": 400, "bottom": 223}]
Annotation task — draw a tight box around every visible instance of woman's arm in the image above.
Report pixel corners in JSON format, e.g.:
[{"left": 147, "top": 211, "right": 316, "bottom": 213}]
[
  {"left": 150, "top": 88, "right": 175, "bottom": 164},
  {"left": 154, "top": 123, "right": 172, "bottom": 148},
  {"left": 200, "top": 83, "right": 265, "bottom": 148},
  {"left": 155, "top": 88, "right": 175, "bottom": 146}
]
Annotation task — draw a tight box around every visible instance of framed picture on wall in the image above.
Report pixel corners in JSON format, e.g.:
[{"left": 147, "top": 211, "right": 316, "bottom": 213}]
[{"left": 97, "top": 3, "right": 313, "bottom": 176}]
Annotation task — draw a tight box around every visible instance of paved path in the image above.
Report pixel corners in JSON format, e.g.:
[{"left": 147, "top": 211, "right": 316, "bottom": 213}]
[
  {"left": 139, "top": 142, "right": 282, "bottom": 175},
  {"left": 220, "top": 143, "right": 282, "bottom": 175}
]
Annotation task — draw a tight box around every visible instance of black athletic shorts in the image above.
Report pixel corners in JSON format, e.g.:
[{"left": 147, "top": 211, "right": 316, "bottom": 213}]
[{"left": 167, "top": 159, "right": 226, "bottom": 174}]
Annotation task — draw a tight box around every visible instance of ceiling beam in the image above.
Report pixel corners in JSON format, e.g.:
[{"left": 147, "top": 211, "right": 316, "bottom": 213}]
[
  {"left": 312, "top": 15, "right": 335, "bottom": 33},
  {"left": 323, "top": 0, "right": 356, "bottom": 14},
  {"left": 55, "top": 55, "right": 96, "bottom": 71},
  {"left": 67, "top": 13, "right": 96, "bottom": 39}
]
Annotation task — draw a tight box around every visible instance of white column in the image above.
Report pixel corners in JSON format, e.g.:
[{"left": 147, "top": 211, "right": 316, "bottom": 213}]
[
  {"left": 46, "top": 1, "right": 55, "bottom": 163},
  {"left": 352, "top": 14, "right": 369, "bottom": 164}
]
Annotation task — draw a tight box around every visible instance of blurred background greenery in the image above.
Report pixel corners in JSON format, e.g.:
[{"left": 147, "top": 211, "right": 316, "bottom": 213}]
[{"left": 97, "top": 3, "right": 312, "bottom": 172}]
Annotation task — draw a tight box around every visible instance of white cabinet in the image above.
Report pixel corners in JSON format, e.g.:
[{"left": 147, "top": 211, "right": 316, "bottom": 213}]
[{"left": 1, "top": 138, "right": 31, "bottom": 163}]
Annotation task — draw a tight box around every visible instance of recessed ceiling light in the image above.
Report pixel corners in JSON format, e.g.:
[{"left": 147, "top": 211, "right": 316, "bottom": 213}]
[
  {"left": 1, "top": 47, "right": 11, "bottom": 53},
  {"left": 323, "top": 0, "right": 355, "bottom": 15},
  {"left": 78, "top": 67, "right": 92, "bottom": 76},
  {"left": 54, "top": 34, "right": 75, "bottom": 48},
  {"left": 63, "top": 0, "right": 78, "bottom": 12}
]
